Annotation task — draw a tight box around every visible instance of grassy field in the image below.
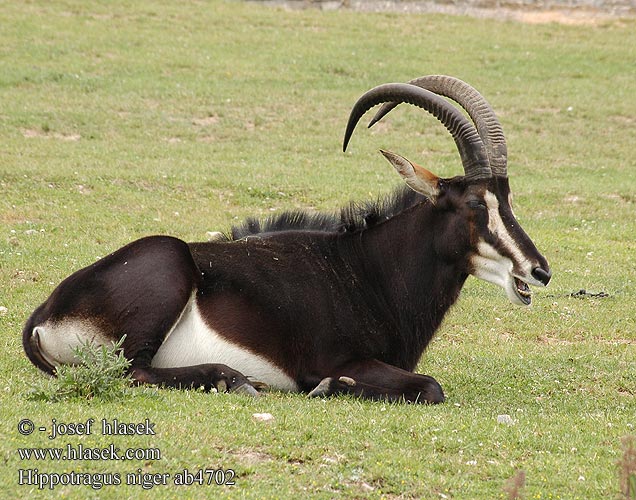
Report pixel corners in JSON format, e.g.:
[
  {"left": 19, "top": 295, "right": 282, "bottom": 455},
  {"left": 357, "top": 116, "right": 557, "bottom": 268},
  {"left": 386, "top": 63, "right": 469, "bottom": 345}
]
[{"left": 1, "top": 1, "right": 635, "bottom": 498}]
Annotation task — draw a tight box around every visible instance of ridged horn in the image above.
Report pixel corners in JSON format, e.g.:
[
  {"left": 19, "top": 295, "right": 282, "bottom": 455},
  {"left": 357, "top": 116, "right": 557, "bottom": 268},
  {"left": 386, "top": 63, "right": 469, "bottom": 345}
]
[
  {"left": 343, "top": 83, "right": 492, "bottom": 181},
  {"left": 369, "top": 75, "right": 508, "bottom": 178}
]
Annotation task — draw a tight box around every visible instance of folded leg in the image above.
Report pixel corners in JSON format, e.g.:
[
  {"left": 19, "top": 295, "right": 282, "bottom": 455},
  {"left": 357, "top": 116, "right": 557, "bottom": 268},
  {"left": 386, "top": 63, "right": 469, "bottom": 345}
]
[
  {"left": 130, "top": 364, "right": 260, "bottom": 396},
  {"left": 307, "top": 359, "right": 444, "bottom": 404}
]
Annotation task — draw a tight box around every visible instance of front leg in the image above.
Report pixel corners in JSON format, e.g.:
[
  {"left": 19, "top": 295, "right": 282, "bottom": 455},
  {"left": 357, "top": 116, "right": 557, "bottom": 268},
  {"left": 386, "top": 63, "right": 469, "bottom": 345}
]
[
  {"left": 131, "top": 364, "right": 260, "bottom": 396},
  {"left": 307, "top": 358, "right": 444, "bottom": 404}
]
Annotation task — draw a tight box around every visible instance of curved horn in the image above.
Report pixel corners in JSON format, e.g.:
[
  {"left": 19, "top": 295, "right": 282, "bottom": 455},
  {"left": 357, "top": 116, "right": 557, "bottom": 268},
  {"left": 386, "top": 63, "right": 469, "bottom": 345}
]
[
  {"left": 343, "top": 83, "right": 492, "bottom": 181},
  {"left": 369, "top": 75, "right": 508, "bottom": 178}
]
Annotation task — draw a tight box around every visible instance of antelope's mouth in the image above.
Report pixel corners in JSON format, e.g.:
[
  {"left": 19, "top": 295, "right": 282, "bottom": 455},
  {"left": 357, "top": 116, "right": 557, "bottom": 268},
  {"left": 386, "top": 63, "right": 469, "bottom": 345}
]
[{"left": 513, "top": 277, "right": 532, "bottom": 306}]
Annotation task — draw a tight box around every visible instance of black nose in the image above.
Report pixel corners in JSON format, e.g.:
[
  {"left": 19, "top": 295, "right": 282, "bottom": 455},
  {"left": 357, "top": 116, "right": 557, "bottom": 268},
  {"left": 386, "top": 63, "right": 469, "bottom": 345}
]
[{"left": 532, "top": 267, "right": 552, "bottom": 286}]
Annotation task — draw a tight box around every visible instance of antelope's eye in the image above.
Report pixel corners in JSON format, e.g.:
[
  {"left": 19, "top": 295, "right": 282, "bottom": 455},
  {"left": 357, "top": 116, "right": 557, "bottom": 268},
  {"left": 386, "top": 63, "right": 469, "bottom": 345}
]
[{"left": 467, "top": 199, "right": 487, "bottom": 210}]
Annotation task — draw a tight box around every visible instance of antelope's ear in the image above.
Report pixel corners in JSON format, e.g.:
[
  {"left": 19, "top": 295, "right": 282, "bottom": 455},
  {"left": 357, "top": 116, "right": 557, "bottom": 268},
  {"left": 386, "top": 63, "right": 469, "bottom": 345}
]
[{"left": 380, "top": 149, "right": 440, "bottom": 200}]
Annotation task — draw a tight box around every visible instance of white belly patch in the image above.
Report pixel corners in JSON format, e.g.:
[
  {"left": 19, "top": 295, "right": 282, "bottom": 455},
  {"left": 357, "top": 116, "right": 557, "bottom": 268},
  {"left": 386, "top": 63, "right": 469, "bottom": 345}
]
[{"left": 151, "top": 298, "right": 298, "bottom": 392}]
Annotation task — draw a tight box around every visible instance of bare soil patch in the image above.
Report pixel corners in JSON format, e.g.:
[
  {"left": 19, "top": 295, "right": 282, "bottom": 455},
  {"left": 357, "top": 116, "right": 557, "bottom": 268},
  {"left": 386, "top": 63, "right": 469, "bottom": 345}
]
[
  {"left": 22, "top": 128, "right": 81, "bottom": 141},
  {"left": 250, "top": 0, "right": 636, "bottom": 25}
]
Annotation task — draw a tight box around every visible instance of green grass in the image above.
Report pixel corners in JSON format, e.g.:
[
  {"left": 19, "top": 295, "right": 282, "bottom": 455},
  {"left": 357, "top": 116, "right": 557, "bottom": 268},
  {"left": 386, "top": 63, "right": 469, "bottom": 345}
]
[{"left": 1, "top": 1, "right": 635, "bottom": 498}]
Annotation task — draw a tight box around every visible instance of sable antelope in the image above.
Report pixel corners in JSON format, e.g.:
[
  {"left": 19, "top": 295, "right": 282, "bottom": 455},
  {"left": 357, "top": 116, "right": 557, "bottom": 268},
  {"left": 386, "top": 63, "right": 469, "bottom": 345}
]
[{"left": 22, "top": 75, "right": 551, "bottom": 403}]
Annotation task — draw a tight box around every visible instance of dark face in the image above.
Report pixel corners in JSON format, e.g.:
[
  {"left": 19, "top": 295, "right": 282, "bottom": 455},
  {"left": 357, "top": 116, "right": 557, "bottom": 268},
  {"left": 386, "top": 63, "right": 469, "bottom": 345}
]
[{"left": 434, "top": 176, "right": 551, "bottom": 305}]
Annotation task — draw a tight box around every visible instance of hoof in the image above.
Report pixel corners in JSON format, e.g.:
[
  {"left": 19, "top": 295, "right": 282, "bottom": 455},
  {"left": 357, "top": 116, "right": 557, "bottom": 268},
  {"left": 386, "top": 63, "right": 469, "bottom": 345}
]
[
  {"left": 248, "top": 378, "right": 270, "bottom": 391},
  {"left": 232, "top": 383, "right": 261, "bottom": 397},
  {"left": 307, "top": 377, "right": 333, "bottom": 398},
  {"left": 308, "top": 376, "right": 358, "bottom": 398},
  {"left": 338, "top": 376, "right": 356, "bottom": 387}
]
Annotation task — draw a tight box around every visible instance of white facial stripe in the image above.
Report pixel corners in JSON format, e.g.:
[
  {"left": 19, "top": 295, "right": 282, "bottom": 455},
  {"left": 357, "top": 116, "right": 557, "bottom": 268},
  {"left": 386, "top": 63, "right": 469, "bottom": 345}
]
[
  {"left": 484, "top": 191, "right": 532, "bottom": 277},
  {"left": 152, "top": 298, "right": 298, "bottom": 392}
]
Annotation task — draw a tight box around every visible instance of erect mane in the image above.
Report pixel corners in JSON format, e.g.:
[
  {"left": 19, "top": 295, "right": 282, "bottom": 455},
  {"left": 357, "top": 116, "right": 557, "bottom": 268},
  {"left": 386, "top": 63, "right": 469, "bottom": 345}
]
[{"left": 230, "top": 186, "right": 426, "bottom": 240}]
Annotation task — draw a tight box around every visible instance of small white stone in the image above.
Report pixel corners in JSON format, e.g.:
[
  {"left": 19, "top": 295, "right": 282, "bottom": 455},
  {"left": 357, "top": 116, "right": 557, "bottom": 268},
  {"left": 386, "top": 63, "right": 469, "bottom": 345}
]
[
  {"left": 252, "top": 413, "right": 274, "bottom": 423},
  {"left": 497, "top": 414, "right": 515, "bottom": 425},
  {"left": 0, "top": 306, "right": 8, "bottom": 315}
]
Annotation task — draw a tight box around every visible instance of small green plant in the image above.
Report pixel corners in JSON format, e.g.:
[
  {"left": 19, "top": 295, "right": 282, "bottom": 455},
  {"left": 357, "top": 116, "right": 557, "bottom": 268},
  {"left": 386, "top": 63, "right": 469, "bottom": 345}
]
[{"left": 27, "top": 336, "right": 132, "bottom": 402}]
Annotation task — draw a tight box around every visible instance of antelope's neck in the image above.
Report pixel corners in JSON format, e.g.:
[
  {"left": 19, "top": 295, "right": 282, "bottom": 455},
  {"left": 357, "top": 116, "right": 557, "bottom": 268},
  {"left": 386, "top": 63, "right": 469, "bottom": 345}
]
[{"left": 352, "top": 202, "right": 467, "bottom": 364}]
